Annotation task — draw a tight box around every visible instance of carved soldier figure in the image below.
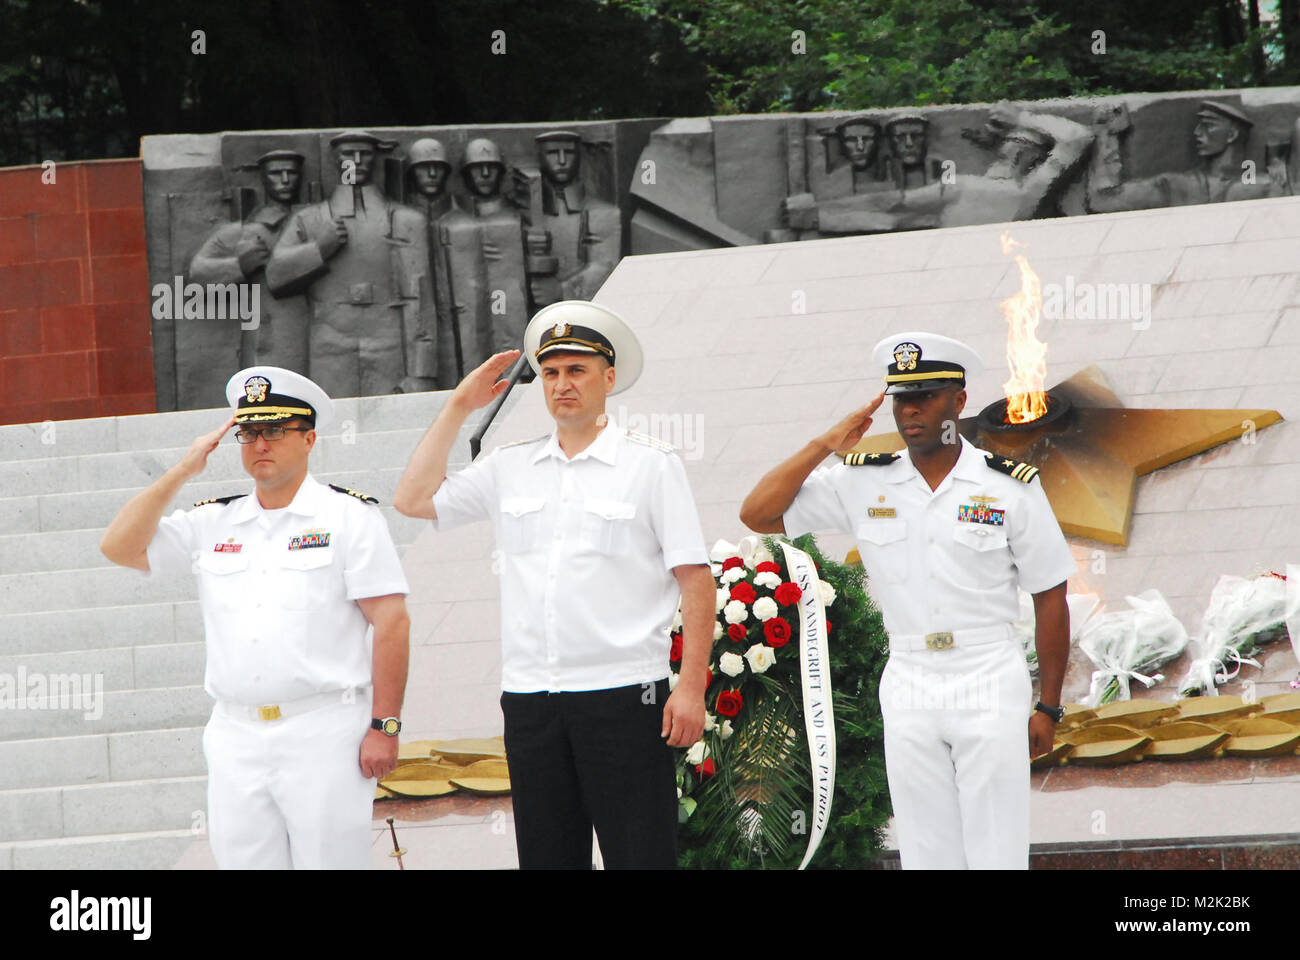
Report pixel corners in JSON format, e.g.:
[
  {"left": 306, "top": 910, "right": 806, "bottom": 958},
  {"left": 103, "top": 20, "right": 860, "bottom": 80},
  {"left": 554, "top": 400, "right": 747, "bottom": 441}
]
[
  {"left": 406, "top": 138, "right": 462, "bottom": 385},
  {"left": 440, "top": 138, "right": 530, "bottom": 370},
  {"left": 798, "top": 105, "right": 1094, "bottom": 232},
  {"left": 1086, "top": 100, "right": 1287, "bottom": 211},
  {"left": 883, "top": 114, "right": 946, "bottom": 190},
  {"left": 524, "top": 130, "right": 621, "bottom": 306},
  {"left": 188, "top": 150, "right": 313, "bottom": 371},
  {"left": 266, "top": 130, "right": 437, "bottom": 399},
  {"left": 783, "top": 116, "right": 898, "bottom": 235}
]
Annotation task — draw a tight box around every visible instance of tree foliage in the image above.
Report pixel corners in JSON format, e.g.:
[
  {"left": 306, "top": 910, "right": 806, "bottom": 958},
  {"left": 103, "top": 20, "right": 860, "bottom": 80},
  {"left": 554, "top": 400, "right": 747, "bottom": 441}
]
[{"left": 2, "top": 1, "right": 1297, "bottom": 165}]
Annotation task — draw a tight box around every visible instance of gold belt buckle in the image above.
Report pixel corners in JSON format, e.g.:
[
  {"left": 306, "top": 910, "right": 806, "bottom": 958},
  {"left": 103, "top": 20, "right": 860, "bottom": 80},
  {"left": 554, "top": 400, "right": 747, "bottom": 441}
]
[
  {"left": 925, "top": 632, "right": 955, "bottom": 651},
  {"left": 257, "top": 704, "right": 282, "bottom": 722}
]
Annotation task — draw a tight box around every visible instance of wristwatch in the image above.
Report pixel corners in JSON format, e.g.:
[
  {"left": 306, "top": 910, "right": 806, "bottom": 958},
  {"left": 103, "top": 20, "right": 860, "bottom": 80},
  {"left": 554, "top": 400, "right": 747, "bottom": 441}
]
[
  {"left": 371, "top": 717, "right": 402, "bottom": 737},
  {"left": 1034, "top": 701, "right": 1065, "bottom": 723}
]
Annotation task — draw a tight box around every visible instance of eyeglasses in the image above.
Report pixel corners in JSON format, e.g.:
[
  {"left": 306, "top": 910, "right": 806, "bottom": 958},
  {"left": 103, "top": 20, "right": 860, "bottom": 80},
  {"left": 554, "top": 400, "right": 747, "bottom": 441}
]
[{"left": 233, "top": 425, "right": 311, "bottom": 444}]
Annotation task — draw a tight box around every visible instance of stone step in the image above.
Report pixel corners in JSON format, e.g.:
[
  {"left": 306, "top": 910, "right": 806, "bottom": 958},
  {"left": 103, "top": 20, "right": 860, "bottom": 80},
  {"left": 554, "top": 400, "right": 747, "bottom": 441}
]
[
  {"left": 0, "top": 642, "right": 204, "bottom": 695},
  {"left": 0, "top": 468, "right": 430, "bottom": 536},
  {"left": 0, "top": 726, "right": 205, "bottom": 791},
  {"left": 0, "top": 774, "right": 207, "bottom": 843},
  {"left": 0, "top": 684, "right": 213, "bottom": 743},
  {"left": 0, "top": 426, "right": 467, "bottom": 500},
  {"left": 0, "top": 827, "right": 198, "bottom": 870},
  {"left": 0, "top": 601, "right": 199, "bottom": 658}
]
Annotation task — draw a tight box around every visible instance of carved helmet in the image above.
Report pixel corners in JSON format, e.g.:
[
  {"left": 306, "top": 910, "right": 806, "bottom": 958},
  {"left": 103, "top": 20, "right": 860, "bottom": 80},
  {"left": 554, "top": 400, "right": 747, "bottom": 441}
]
[
  {"left": 408, "top": 138, "right": 450, "bottom": 169},
  {"left": 463, "top": 138, "right": 505, "bottom": 168}
]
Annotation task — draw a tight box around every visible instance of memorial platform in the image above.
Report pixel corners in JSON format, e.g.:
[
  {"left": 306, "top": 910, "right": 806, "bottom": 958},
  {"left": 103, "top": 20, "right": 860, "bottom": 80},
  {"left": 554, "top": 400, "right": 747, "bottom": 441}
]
[{"left": 3, "top": 193, "right": 1299, "bottom": 869}]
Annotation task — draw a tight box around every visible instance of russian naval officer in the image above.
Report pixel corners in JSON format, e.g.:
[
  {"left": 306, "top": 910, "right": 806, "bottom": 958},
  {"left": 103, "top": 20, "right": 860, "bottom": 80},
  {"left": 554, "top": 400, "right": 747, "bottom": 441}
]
[
  {"left": 394, "top": 301, "right": 715, "bottom": 869},
  {"left": 739, "top": 333, "right": 1075, "bottom": 869},
  {"left": 101, "top": 367, "right": 411, "bottom": 868}
]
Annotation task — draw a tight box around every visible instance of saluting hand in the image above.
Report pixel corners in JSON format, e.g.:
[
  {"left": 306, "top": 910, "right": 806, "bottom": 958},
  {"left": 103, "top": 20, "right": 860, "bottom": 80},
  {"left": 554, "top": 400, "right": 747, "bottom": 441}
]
[
  {"left": 450, "top": 350, "right": 521, "bottom": 413},
  {"left": 177, "top": 416, "right": 236, "bottom": 479},
  {"left": 817, "top": 392, "right": 885, "bottom": 453}
]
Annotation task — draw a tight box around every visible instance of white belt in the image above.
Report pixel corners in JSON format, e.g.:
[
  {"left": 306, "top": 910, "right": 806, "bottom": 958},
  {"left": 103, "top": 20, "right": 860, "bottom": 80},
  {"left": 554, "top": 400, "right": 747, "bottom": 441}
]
[
  {"left": 889, "top": 624, "right": 1014, "bottom": 653},
  {"left": 215, "top": 685, "right": 370, "bottom": 723}
]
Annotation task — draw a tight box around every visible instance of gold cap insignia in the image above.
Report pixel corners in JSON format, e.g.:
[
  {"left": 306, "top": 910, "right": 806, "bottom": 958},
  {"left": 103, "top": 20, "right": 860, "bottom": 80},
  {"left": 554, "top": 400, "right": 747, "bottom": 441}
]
[
  {"left": 553, "top": 322, "right": 569, "bottom": 338},
  {"left": 244, "top": 376, "right": 270, "bottom": 403},
  {"left": 893, "top": 342, "right": 920, "bottom": 371}
]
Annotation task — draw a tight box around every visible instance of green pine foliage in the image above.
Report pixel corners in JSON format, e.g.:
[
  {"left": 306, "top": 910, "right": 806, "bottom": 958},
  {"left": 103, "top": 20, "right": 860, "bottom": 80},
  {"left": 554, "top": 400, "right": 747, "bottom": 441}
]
[{"left": 674, "top": 534, "right": 891, "bottom": 870}]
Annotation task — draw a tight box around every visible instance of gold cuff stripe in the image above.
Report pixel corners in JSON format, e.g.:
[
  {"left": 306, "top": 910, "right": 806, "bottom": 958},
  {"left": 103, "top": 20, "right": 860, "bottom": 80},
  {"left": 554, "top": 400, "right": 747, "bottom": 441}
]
[{"left": 885, "top": 369, "right": 966, "bottom": 383}]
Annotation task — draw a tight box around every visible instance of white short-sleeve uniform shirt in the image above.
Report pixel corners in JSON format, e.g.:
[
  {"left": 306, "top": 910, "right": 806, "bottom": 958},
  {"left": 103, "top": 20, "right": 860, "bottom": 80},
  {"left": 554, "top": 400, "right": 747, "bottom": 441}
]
[
  {"left": 784, "top": 437, "right": 1076, "bottom": 637},
  {"left": 144, "top": 474, "right": 410, "bottom": 706},
  {"left": 432, "top": 425, "right": 710, "bottom": 693}
]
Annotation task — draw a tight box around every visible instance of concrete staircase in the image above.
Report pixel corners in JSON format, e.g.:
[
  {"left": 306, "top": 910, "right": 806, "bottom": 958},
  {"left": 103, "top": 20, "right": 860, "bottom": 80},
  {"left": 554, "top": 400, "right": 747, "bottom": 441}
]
[{"left": 0, "top": 389, "right": 509, "bottom": 868}]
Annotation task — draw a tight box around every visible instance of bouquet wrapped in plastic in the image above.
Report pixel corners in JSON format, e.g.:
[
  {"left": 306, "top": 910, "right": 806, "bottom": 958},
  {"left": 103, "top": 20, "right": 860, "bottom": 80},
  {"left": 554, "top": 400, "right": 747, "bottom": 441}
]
[
  {"left": 1078, "top": 589, "right": 1188, "bottom": 708},
  {"left": 1178, "top": 573, "right": 1289, "bottom": 697},
  {"left": 1016, "top": 590, "right": 1101, "bottom": 676}
]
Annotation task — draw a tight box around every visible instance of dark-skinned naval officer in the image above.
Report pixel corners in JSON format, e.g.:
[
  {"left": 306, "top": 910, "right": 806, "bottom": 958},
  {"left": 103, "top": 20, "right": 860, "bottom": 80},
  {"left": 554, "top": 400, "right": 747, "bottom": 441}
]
[{"left": 740, "top": 332, "right": 1075, "bottom": 869}]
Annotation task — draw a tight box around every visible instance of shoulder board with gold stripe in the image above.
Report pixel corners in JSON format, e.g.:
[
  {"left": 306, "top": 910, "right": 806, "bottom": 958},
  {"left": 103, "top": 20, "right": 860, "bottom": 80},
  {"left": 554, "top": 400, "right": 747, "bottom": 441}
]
[
  {"left": 984, "top": 452, "right": 1040, "bottom": 483},
  {"left": 328, "top": 483, "right": 379, "bottom": 504},
  {"left": 496, "top": 434, "right": 548, "bottom": 450},
  {"left": 194, "top": 494, "right": 247, "bottom": 507},
  {"left": 843, "top": 452, "right": 900, "bottom": 466},
  {"left": 626, "top": 430, "right": 675, "bottom": 453}
]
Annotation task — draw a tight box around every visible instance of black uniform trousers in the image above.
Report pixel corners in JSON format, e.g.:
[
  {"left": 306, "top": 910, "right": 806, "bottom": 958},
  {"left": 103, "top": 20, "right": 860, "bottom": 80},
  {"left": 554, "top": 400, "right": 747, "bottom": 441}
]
[{"left": 500, "top": 678, "right": 677, "bottom": 869}]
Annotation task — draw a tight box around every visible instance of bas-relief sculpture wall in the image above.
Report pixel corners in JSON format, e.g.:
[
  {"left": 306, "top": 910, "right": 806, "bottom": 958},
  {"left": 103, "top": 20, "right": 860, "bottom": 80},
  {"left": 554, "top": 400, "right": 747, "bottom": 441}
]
[
  {"left": 143, "top": 120, "right": 661, "bottom": 411},
  {"left": 629, "top": 87, "right": 1300, "bottom": 252},
  {"left": 141, "top": 86, "right": 1300, "bottom": 412}
]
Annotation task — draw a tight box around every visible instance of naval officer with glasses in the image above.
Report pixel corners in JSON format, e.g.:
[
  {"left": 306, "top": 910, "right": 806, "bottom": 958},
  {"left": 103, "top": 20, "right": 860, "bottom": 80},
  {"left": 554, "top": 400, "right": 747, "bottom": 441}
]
[{"left": 101, "top": 366, "right": 411, "bottom": 869}]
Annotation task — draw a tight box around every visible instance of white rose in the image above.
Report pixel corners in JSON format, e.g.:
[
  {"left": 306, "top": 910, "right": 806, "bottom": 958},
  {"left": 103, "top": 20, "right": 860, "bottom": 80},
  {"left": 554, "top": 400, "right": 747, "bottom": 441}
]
[
  {"left": 724, "top": 600, "right": 748, "bottom": 624},
  {"left": 685, "top": 740, "right": 710, "bottom": 765},
  {"left": 677, "top": 786, "right": 683, "bottom": 799},
  {"left": 753, "top": 596, "right": 779, "bottom": 622},
  {"left": 744, "top": 644, "right": 776, "bottom": 675},
  {"left": 713, "top": 620, "right": 723, "bottom": 641},
  {"left": 716, "top": 588, "right": 727, "bottom": 613},
  {"left": 719, "top": 651, "right": 745, "bottom": 677},
  {"left": 754, "top": 571, "right": 781, "bottom": 590},
  {"left": 704, "top": 713, "right": 718, "bottom": 733},
  {"left": 721, "top": 566, "right": 747, "bottom": 585},
  {"left": 819, "top": 580, "right": 837, "bottom": 608},
  {"left": 719, "top": 720, "right": 734, "bottom": 740},
  {"left": 672, "top": 608, "right": 683, "bottom": 630},
  {"left": 668, "top": 672, "right": 680, "bottom": 691}
]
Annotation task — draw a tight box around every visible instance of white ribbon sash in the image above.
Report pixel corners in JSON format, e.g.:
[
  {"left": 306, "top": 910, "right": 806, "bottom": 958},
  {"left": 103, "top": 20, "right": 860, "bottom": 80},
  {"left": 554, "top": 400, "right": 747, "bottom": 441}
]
[{"left": 777, "top": 539, "right": 835, "bottom": 871}]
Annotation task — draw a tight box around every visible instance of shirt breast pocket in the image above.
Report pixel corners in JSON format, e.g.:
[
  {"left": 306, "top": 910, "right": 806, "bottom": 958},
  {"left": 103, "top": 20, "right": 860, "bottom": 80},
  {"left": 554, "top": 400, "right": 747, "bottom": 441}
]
[
  {"left": 499, "top": 497, "right": 546, "bottom": 554},
  {"left": 278, "top": 548, "right": 335, "bottom": 610},
  {"left": 951, "top": 523, "right": 1009, "bottom": 587},
  {"left": 854, "top": 518, "right": 908, "bottom": 584},
  {"left": 195, "top": 552, "right": 250, "bottom": 608},
  {"left": 581, "top": 498, "right": 637, "bottom": 556}
]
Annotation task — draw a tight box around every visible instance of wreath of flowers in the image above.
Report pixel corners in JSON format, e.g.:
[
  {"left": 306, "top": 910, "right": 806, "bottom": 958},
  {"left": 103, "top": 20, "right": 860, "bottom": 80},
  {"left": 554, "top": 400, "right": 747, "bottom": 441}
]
[{"left": 667, "top": 534, "right": 891, "bottom": 869}]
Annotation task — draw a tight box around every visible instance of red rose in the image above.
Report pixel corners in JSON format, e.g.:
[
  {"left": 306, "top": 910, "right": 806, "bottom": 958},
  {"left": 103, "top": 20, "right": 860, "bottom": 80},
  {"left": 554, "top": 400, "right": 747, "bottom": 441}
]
[
  {"left": 764, "top": 618, "right": 792, "bottom": 648},
  {"left": 716, "top": 689, "right": 743, "bottom": 717},
  {"left": 727, "top": 623, "right": 748, "bottom": 643},
  {"left": 697, "top": 757, "right": 716, "bottom": 778},
  {"left": 730, "top": 582, "right": 758, "bottom": 605},
  {"left": 774, "top": 582, "right": 802, "bottom": 606},
  {"left": 826, "top": 621, "right": 832, "bottom": 633},
  {"left": 669, "top": 634, "right": 682, "bottom": 663},
  {"left": 722, "top": 556, "right": 744, "bottom": 571},
  {"left": 704, "top": 668, "right": 713, "bottom": 688},
  {"left": 756, "top": 561, "right": 780, "bottom": 574}
]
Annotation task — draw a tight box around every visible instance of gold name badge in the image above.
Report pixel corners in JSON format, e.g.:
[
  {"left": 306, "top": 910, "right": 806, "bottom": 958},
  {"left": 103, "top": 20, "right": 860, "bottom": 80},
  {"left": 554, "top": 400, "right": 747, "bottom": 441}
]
[{"left": 867, "top": 507, "right": 897, "bottom": 518}]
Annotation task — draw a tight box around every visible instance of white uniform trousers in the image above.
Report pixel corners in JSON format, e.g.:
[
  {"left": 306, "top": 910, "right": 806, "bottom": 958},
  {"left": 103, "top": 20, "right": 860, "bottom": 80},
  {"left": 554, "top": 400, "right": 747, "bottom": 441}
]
[
  {"left": 202, "top": 695, "right": 375, "bottom": 869},
  {"left": 879, "top": 634, "right": 1032, "bottom": 869}
]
